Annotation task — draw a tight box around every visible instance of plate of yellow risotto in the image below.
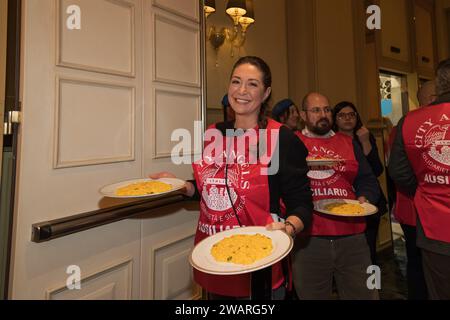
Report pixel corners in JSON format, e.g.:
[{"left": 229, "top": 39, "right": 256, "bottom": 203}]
[
  {"left": 99, "top": 178, "right": 185, "bottom": 198},
  {"left": 189, "top": 226, "right": 293, "bottom": 275},
  {"left": 314, "top": 199, "right": 378, "bottom": 217}
]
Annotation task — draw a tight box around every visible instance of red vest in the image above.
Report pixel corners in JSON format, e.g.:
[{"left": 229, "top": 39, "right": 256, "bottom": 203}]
[
  {"left": 403, "top": 103, "right": 450, "bottom": 243},
  {"left": 296, "top": 131, "right": 366, "bottom": 236},
  {"left": 192, "top": 119, "right": 284, "bottom": 297},
  {"left": 389, "top": 127, "right": 417, "bottom": 226},
  {"left": 394, "top": 191, "right": 417, "bottom": 226}
]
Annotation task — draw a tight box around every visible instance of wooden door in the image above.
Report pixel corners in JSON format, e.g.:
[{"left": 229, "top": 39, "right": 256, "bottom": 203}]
[
  {"left": 414, "top": 0, "right": 438, "bottom": 79},
  {"left": 377, "top": 0, "right": 415, "bottom": 73},
  {"left": 10, "top": 0, "right": 202, "bottom": 300}
]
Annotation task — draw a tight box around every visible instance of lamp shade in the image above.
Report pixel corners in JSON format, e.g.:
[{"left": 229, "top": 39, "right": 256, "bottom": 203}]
[
  {"left": 239, "top": 0, "right": 254, "bottom": 32},
  {"left": 226, "top": 0, "right": 247, "bottom": 18},
  {"left": 205, "top": 0, "right": 215, "bottom": 10},
  {"left": 204, "top": 0, "right": 216, "bottom": 16}
]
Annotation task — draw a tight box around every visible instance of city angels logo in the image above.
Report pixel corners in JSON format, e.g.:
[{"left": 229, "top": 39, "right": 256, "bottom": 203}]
[
  {"left": 415, "top": 115, "right": 450, "bottom": 170},
  {"left": 198, "top": 163, "right": 245, "bottom": 212},
  {"left": 202, "top": 179, "right": 238, "bottom": 211}
]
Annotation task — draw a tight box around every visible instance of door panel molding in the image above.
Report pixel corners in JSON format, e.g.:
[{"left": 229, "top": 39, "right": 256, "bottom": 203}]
[
  {"left": 152, "top": 86, "right": 201, "bottom": 159},
  {"left": 160, "top": 246, "right": 195, "bottom": 299},
  {"left": 45, "top": 256, "right": 133, "bottom": 300},
  {"left": 56, "top": 0, "right": 136, "bottom": 77},
  {"left": 54, "top": 76, "right": 136, "bottom": 168},
  {"left": 147, "top": 228, "right": 200, "bottom": 300},
  {"left": 153, "top": 11, "right": 201, "bottom": 88},
  {"left": 152, "top": 0, "right": 199, "bottom": 23}
]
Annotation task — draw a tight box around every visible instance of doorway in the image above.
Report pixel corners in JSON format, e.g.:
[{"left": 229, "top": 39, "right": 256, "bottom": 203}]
[
  {"left": 378, "top": 70, "right": 411, "bottom": 298},
  {"left": 0, "top": 0, "right": 21, "bottom": 300},
  {"left": 379, "top": 71, "right": 410, "bottom": 128}
]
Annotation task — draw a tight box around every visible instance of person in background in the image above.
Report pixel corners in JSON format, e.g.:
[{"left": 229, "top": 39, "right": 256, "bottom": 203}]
[
  {"left": 151, "top": 56, "right": 313, "bottom": 299},
  {"left": 221, "top": 94, "right": 235, "bottom": 122},
  {"left": 292, "top": 92, "right": 380, "bottom": 300},
  {"left": 417, "top": 81, "right": 436, "bottom": 107},
  {"left": 389, "top": 59, "right": 450, "bottom": 300},
  {"left": 271, "top": 98, "right": 300, "bottom": 131},
  {"left": 385, "top": 81, "right": 437, "bottom": 300},
  {"left": 333, "top": 101, "right": 388, "bottom": 266}
]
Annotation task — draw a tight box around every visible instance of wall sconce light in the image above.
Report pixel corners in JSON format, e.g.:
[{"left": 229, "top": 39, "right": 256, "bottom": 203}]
[
  {"left": 226, "top": 0, "right": 247, "bottom": 27},
  {"left": 204, "top": 0, "right": 216, "bottom": 18},
  {"left": 204, "top": 0, "right": 255, "bottom": 59}
]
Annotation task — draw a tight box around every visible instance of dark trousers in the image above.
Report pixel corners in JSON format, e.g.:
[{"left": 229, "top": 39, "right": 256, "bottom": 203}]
[
  {"left": 400, "top": 224, "right": 428, "bottom": 300},
  {"left": 292, "top": 234, "right": 379, "bottom": 300},
  {"left": 422, "top": 249, "right": 450, "bottom": 300},
  {"left": 365, "top": 214, "right": 380, "bottom": 265}
]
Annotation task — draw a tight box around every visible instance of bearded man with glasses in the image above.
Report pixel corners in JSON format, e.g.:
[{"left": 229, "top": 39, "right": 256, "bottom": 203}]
[{"left": 291, "top": 92, "right": 380, "bottom": 300}]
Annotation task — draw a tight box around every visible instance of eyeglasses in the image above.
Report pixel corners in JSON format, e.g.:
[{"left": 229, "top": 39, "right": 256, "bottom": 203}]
[
  {"left": 303, "top": 106, "right": 333, "bottom": 114},
  {"left": 336, "top": 112, "right": 357, "bottom": 120}
]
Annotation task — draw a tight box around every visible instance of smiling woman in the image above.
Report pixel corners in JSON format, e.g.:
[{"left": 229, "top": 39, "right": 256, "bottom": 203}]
[
  {"left": 150, "top": 56, "right": 313, "bottom": 300},
  {"left": 227, "top": 56, "right": 272, "bottom": 129}
]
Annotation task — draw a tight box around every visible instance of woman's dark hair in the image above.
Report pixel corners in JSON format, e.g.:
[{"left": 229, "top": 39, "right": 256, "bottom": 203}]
[
  {"left": 436, "top": 58, "right": 450, "bottom": 96},
  {"left": 231, "top": 56, "right": 272, "bottom": 129},
  {"left": 333, "top": 101, "right": 363, "bottom": 134},
  {"left": 274, "top": 107, "right": 297, "bottom": 123}
]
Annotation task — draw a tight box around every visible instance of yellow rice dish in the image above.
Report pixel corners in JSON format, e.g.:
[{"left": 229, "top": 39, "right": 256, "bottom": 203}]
[
  {"left": 115, "top": 181, "right": 172, "bottom": 196},
  {"left": 211, "top": 234, "right": 273, "bottom": 265},
  {"left": 324, "top": 202, "right": 365, "bottom": 215}
]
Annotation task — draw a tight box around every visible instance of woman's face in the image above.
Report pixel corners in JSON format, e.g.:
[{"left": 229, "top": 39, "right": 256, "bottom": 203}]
[
  {"left": 336, "top": 106, "right": 358, "bottom": 132},
  {"left": 285, "top": 105, "right": 299, "bottom": 130},
  {"left": 228, "top": 63, "right": 271, "bottom": 120}
]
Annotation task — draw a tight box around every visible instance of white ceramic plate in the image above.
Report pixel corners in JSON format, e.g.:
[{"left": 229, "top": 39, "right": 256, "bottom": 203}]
[
  {"left": 99, "top": 178, "right": 185, "bottom": 198},
  {"left": 314, "top": 198, "right": 378, "bottom": 217},
  {"left": 189, "top": 226, "right": 293, "bottom": 276},
  {"left": 306, "top": 158, "right": 343, "bottom": 167}
]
